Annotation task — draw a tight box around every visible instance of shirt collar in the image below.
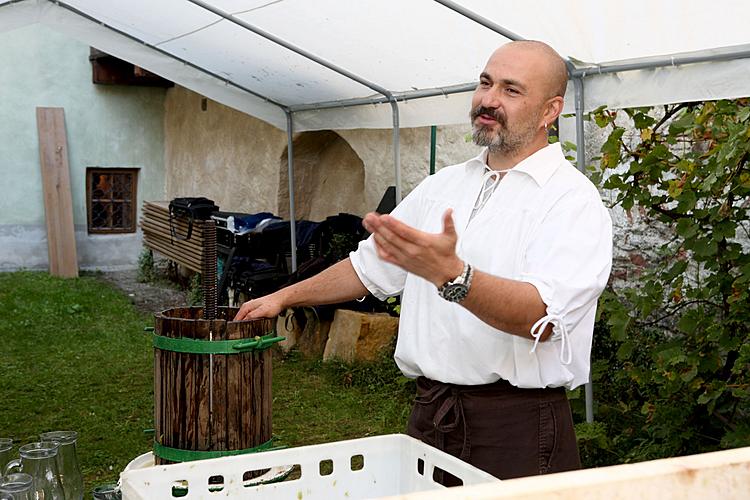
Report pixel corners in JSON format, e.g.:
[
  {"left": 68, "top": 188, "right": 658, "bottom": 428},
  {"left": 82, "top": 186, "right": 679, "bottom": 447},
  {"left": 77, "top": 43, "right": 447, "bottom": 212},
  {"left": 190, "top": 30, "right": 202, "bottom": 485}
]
[{"left": 468, "top": 142, "right": 564, "bottom": 187}]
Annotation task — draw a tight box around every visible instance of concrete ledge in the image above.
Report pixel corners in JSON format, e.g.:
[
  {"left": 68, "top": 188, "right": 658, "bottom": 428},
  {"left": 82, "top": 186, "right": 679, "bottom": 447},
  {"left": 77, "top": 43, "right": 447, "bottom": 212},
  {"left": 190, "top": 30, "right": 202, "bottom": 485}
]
[{"left": 387, "top": 446, "right": 750, "bottom": 499}]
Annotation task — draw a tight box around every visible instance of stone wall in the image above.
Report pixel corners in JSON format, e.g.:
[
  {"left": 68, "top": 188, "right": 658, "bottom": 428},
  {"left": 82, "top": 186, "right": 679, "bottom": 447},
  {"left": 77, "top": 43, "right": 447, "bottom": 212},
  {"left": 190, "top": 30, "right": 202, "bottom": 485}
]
[{"left": 164, "top": 86, "right": 481, "bottom": 219}]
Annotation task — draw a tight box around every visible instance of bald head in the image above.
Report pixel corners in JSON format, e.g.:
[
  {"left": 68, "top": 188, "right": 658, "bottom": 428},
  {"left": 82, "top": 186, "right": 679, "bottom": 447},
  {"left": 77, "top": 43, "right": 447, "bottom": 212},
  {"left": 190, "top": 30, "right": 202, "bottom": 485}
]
[{"left": 493, "top": 40, "right": 568, "bottom": 99}]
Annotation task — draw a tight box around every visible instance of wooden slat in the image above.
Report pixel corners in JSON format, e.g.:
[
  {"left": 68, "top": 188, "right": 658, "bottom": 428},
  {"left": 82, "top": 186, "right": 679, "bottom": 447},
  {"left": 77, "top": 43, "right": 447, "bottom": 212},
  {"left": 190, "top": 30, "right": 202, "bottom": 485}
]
[
  {"left": 226, "top": 321, "right": 242, "bottom": 450},
  {"left": 143, "top": 236, "right": 203, "bottom": 272},
  {"left": 36, "top": 107, "right": 78, "bottom": 278},
  {"left": 141, "top": 221, "right": 205, "bottom": 253},
  {"left": 195, "top": 320, "right": 211, "bottom": 452},
  {"left": 153, "top": 316, "right": 163, "bottom": 464},
  {"left": 211, "top": 320, "right": 228, "bottom": 452},
  {"left": 141, "top": 209, "right": 206, "bottom": 236}
]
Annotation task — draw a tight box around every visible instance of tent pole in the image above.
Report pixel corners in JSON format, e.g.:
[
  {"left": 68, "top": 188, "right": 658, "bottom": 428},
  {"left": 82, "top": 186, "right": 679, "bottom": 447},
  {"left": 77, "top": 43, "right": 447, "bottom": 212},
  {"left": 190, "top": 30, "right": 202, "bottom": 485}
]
[
  {"left": 390, "top": 101, "right": 402, "bottom": 204},
  {"left": 50, "top": 0, "right": 286, "bottom": 110},
  {"left": 574, "top": 75, "right": 594, "bottom": 423},
  {"left": 574, "top": 77, "right": 586, "bottom": 173},
  {"left": 432, "top": 0, "right": 524, "bottom": 41},
  {"left": 429, "top": 126, "right": 437, "bottom": 175},
  {"left": 187, "top": 0, "right": 404, "bottom": 203},
  {"left": 285, "top": 111, "right": 298, "bottom": 273}
]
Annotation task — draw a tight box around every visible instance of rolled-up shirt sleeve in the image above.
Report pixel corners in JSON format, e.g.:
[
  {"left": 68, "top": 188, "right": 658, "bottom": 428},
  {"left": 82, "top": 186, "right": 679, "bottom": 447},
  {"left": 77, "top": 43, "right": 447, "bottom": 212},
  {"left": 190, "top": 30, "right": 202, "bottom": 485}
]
[
  {"left": 519, "top": 192, "right": 613, "bottom": 361},
  {"left": 349, "top": 181, "right": 427, "bottom": 300}
]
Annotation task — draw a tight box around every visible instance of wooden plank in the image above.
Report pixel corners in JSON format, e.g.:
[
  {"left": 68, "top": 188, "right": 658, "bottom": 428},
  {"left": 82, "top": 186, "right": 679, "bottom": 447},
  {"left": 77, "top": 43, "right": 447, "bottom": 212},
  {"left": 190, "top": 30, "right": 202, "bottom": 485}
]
[
  {"left": 153, "top": 315, "right": 163, "bottom": 464},
  {"left": 226, "top": 321, "right": 243, "bottom": 450},
  {"left": 36, "top": 107, "right": 78, "bottom": 278},
  {"left": 143, "top": 237, "right": 203, "bottom": 272},
  {"left": 262, "top": 349, "right": 273, "bottom": 442},
  {"left": 211, "top": 320, "right": 228, "bottom": 451},
  {"left": 142, "top": 242, "right": 201, "bottom": 273},
  {"left": 141, "top": 221, "right": 205, "bottom": 253},
  {"left": 141, "top": 209, "right": 207, "bottom": 236},
  {"left": 195, "top": 320, "right": 211, "bottom": 452}
]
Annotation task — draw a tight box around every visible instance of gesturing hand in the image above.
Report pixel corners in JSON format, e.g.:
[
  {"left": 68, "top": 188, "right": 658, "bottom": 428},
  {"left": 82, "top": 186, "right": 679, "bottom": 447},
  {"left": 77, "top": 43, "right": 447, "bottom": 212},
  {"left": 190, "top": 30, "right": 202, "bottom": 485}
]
[{"left": 362, "top": 209, "right": 463, "bottom": 287}]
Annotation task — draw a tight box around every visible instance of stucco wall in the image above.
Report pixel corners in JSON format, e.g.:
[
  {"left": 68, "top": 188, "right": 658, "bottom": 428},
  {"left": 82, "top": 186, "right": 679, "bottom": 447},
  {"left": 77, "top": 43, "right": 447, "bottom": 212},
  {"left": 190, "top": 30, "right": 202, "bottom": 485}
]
[
  {"left": 165, "top": 86, "right": 480, "bottom": 219},
  {"left": 164, "top": 86, "right": 286, "bottom": 214},
  {"left": 0, "top": 25, "right": 167, "bottom": 271}
]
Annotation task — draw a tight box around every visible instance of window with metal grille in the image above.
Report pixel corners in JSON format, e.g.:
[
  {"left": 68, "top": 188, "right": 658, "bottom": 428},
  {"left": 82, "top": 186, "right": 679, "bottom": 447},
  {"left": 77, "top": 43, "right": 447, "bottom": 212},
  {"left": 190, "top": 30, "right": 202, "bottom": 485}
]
[{"left": 86, "top": 168, "right": 138, "bottom": 234}]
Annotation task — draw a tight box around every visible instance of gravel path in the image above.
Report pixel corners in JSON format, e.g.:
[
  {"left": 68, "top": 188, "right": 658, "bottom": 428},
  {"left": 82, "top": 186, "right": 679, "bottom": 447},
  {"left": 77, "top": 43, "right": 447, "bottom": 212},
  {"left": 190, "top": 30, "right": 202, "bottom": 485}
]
[{"left": 96, "top": 268, "right": 190, "bottom": 316}]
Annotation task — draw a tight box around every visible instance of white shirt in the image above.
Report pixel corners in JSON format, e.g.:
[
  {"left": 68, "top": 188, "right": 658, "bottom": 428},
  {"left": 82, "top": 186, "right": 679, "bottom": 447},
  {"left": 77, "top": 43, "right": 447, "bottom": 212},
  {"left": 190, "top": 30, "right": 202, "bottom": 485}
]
[{"left": 350, "top": 143, "right": 613, "bottom": 389}]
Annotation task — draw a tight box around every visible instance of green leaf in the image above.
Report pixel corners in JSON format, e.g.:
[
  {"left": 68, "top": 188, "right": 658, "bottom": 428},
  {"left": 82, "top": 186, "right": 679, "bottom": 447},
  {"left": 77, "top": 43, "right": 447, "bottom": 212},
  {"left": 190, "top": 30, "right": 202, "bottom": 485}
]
[
  {"left": 601, "top": 127, "right": 625, "bottom": 155},
  {"left": 669, "top": 111, "right": 695, "bottom": 134},
  {"left": 633, "top": 113, "right": 656, "bottom": 129},
  {"left": 616, "top": 341, "right": 634, "bottom": 361},
  {"left": 675, "top": 218, "right": 698, "bottom": 238}
]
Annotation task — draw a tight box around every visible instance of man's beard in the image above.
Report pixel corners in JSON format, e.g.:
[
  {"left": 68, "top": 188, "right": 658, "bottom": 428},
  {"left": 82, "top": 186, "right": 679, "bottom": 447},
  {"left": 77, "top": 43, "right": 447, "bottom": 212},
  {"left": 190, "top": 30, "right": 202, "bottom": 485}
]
[{"left": 470, "top": 105, "right": 539, "bottom": 155}]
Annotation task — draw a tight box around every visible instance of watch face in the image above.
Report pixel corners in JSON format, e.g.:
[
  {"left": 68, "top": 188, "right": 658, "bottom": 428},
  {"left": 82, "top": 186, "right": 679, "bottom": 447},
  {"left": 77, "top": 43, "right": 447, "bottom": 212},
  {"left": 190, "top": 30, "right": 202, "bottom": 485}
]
[{"left": 442, "top": 283, "right": 469, "bottom": 302}]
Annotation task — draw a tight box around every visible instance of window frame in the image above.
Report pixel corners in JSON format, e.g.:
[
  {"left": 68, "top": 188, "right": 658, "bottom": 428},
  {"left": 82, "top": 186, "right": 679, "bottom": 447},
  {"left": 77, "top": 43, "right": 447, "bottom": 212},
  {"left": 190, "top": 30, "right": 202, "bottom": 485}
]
[{"left": 85, "top": 167, "right": 139, "bottom": 234}]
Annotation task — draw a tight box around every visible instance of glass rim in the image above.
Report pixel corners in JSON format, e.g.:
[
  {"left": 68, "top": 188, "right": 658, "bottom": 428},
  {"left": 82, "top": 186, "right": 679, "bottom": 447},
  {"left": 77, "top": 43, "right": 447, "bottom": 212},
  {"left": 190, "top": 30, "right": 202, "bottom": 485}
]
[
  {"left": 0, "top": 438, "right": 12, "bottom": 451},
  {"left": 0, "top": 473, "right": 33, "bottom": 493},
  {"left": 18, "top": 441, "right": 59, "bottom": 458},
  {"left": 39, "top": 430, "right": 78, "bottom": 445}
]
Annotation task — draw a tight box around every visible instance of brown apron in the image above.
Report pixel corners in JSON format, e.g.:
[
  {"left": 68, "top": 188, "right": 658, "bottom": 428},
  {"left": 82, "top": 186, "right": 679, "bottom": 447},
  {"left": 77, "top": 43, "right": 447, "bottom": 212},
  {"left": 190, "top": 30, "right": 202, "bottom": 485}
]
[{"left": 406, "top": 376, "right": 581, "bottom": 484}]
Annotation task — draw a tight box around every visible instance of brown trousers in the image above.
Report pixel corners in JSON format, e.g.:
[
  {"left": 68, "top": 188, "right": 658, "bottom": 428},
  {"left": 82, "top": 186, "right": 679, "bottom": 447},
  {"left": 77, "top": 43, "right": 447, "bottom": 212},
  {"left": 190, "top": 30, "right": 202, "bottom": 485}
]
[{"left": 406, "top": 376, "right": 581, "bottom": 482}]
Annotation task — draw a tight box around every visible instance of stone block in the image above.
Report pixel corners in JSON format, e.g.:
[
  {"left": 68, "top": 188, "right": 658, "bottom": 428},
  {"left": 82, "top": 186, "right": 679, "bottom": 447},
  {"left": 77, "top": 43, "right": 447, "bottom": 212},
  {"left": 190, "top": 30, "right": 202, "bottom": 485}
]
[
  {"left": 323, "top": 309, "right": 399, "bottom": 363},
  {"left": 276, "top": 309, "right": 298, "bottom": 353},
  {"left": 276, "top": 307, "right": 332, "bottom": 358}
]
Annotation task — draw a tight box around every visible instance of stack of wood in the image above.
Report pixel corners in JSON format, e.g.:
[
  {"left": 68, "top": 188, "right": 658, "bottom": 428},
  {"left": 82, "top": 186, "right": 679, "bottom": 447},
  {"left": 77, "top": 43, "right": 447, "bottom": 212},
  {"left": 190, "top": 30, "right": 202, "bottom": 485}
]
[{"left": 141, "top": 201, "right": 205, "bottom": 273}]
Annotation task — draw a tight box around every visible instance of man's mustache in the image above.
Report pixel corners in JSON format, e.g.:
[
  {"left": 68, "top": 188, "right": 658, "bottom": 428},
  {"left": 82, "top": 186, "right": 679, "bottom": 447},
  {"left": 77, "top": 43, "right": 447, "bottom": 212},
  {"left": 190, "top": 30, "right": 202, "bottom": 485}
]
[{"left": 470, "top": 106, "right": 506, "bottom": 126}]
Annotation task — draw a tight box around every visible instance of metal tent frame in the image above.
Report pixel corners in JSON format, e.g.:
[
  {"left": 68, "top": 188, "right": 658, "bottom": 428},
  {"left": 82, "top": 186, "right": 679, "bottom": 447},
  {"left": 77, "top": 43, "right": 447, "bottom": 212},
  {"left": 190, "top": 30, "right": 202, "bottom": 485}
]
[{"left": 10, "top": 0, "right": 750, "bottom": 423}]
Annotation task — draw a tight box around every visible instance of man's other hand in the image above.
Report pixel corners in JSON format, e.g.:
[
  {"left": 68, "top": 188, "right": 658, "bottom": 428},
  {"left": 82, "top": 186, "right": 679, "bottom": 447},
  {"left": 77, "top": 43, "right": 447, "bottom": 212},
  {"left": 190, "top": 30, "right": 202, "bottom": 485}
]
[
  {"left": 233, "top": 293, "right": 284, "bottom": 321},
  {"left": 362, "top": 209, "right": 463, "bottom": 287}
]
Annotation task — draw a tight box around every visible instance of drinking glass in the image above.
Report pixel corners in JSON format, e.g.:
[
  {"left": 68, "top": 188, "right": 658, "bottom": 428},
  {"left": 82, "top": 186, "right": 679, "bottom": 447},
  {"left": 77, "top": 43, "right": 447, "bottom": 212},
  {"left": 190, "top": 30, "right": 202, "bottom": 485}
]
[
  {"left": 0, "top": 473, "right": 33, "bottom": 500},
  {"left": 91, "top": 483, "right": 121, "bottom": 500},
  {"left": 3, "top": 442, "right": 64, "bottom": 500},
  {"left": 0, "top": 439, "right": 13, "bottom": 475},
  {"left": 39, "top": 432, "right": 83, "bottom": 500}
]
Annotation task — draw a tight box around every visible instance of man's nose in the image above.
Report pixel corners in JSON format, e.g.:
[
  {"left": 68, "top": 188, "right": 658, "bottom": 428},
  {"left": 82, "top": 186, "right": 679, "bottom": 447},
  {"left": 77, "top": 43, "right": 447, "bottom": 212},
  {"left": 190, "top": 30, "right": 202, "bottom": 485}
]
[{"left": 480, "top": 88, "right": 503, "bottom": 109}]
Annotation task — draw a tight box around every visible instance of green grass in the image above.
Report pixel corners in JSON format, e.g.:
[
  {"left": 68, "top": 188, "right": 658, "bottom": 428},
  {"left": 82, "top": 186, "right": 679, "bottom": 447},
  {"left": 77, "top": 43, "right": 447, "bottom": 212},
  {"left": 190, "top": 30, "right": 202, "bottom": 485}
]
[{"left": 0, "top": 271, "right": 411, "bottom": 492}]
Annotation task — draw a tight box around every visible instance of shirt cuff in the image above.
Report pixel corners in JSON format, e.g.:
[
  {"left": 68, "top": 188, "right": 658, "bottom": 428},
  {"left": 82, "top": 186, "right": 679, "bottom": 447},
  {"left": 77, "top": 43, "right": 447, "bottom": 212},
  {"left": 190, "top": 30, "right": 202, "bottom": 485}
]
[
  {"left": 521, "top": 275, "right": 572, "bottom": 365},
  {"left": 349, "top": 248, "right": 390, "bottom": 301}
]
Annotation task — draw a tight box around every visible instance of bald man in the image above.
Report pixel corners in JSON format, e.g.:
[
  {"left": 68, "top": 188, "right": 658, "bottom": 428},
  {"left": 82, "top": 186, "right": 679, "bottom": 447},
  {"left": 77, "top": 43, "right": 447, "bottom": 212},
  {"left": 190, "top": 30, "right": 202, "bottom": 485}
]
[{"left": 236, "top": 41, "right": 612, "bottom": 480}]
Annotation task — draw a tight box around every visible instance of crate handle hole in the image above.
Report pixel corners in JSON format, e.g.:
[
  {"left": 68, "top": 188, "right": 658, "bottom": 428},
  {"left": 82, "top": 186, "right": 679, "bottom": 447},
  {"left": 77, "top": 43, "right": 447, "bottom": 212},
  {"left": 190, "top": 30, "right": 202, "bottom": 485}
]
[
  {"left": 350, "top": 454, "right": 365, "bottom": 472},
  {"left": 242, "top": 468, "right": 272, "bottom": 487},
  {"left": 319, "top": 459, "right": 334, "bottom": 476},
  {"left": 171, "top": 480, "right": 189, "bottom": 497},
  {"left": 432, "top": 466, "right": 463, "bottom": 486},
  {"left": 416, "top": 458, "right": 424, "bottom": 476},
  {"left": 208, "top": 475, "right": 224, "bottom": 493}
]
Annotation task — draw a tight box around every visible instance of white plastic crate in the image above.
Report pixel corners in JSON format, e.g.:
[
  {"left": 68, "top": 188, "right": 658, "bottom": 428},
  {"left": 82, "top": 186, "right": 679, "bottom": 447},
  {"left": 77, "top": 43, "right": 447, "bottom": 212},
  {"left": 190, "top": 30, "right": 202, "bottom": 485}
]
[{"left": 120, "top": 434, "right": 500, "bottom": 499}]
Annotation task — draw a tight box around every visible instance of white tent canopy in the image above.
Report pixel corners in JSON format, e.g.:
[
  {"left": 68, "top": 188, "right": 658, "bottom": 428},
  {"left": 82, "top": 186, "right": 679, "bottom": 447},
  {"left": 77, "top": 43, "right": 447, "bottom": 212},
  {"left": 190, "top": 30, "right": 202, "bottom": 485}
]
[
  {"left": 4, "top": 0, "right": 750, "bottom": 132},
  {"left": 5, "top": 0, "right": 750, "bottom": 422}
]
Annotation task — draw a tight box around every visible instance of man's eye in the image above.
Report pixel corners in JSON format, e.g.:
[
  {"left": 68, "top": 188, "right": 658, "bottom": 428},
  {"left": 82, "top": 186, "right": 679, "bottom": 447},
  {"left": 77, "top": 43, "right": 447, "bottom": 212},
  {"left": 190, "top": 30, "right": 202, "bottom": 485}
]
[
  {"left": 506, "top": 87, "right": 520, "bottom": 95},
  {"left": 480, "top": 80, "right": 491, "bottom": 87}
]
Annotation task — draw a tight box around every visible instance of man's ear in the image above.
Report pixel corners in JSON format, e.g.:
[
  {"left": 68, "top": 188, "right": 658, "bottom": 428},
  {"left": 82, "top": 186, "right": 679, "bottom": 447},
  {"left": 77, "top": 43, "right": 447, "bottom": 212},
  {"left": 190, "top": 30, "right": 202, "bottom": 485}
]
[{"left": 543, "top": 96, "right": 564, "bottom": 125}]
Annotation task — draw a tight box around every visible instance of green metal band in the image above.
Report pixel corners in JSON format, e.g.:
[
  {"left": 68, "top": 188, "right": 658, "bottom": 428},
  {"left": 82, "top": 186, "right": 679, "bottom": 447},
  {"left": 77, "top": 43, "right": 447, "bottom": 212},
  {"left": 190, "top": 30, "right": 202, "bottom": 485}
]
[
  {"left": 153, "top": 438, "right": 278, "bottom": 462},
  {"left": 152, "top": 332, "right": 284, "bottom": 354}
]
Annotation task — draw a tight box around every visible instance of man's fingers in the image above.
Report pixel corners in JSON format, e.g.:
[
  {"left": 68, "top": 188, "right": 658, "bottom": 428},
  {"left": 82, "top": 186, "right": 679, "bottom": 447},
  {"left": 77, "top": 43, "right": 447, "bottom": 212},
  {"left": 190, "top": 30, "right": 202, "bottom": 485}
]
[
  {"left": 442, "top": 209, "right": 457, "bottom": 237},
  {"left": 362, "top": 212, "right": 384, "bottom": 234},
  {"left": 234, "top": 303, "right": 251, "bottom": 321},
  {"left": 374, "top": 226, "right": 415, "bottom": 263},
  {"left": 381, "top": 215, "right": 424, "bottom": 243},
  {"left": 373, "top": 234, "right": 402, "bottom": 265}
]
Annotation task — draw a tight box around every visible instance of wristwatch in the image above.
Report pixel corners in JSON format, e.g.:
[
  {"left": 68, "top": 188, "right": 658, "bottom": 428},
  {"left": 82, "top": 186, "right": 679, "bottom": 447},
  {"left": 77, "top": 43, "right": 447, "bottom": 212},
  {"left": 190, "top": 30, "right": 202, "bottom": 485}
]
[{"left": 438, "top": 261, "right": 473, "bottom": 303}]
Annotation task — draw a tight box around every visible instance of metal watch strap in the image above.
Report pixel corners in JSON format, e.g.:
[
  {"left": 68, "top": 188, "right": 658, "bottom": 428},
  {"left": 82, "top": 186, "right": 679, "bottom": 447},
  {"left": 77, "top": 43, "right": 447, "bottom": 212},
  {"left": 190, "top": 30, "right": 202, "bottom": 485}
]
[{"left": 438, "top": 262, "right": 473, "bottom": 302}]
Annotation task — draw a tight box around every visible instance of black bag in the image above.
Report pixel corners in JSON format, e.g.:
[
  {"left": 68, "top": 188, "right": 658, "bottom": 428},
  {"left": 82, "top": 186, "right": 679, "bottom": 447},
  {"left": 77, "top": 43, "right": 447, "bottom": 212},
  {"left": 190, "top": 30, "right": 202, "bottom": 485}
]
[{"left": 168, "top": 197, "right": 219, "bottom": 241}]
